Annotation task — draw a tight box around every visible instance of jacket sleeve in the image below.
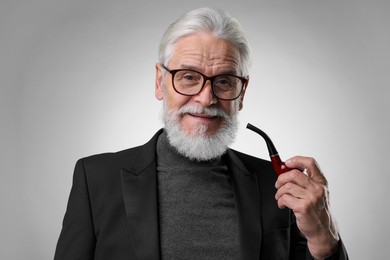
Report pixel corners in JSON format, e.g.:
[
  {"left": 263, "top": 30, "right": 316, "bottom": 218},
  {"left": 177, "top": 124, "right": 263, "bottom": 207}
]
[
  {"left": 305, "top": 239, "right": 349, "bottom": 260},
  {"left": 54, "top": 159, "right": 96, "bottom": 260},
  {"left": 289, "top": 215, "right": 349, "bottom": 260}
]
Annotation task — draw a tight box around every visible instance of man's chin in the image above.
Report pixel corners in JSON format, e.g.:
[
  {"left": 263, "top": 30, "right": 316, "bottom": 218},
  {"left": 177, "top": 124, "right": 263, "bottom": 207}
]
[
  {"left": 180, "top": 116, "right": 222, "bottom": 137},
  {"left": 164, "top": 120, "right": 238, "bottom": 161},
  {"left": 182, "top": 124, "right": 219, "bottom": 137}
]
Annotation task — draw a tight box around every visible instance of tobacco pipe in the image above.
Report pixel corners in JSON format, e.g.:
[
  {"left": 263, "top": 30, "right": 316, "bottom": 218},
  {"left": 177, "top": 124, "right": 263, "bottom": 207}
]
[{"left": 246, "top": 123, "right": 294, "bottom": 175}]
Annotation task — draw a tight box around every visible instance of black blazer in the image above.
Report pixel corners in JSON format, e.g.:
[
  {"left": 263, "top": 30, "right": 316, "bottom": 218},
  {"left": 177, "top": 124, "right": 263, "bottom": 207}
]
[{"left": 54, "top": 129, "right": 348, "bottom": 259}]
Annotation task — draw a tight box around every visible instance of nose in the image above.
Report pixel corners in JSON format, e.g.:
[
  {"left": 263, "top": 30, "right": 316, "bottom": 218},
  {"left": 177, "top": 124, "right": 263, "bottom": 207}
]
[{"left": 193, "top": 80, "right": 217, "bottom": 106}]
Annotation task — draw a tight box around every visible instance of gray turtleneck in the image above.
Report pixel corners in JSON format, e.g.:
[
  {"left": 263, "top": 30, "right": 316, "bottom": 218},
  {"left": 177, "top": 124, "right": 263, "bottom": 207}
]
[{"left": 156, "top": 132, "right": 239, "bottom": 259}]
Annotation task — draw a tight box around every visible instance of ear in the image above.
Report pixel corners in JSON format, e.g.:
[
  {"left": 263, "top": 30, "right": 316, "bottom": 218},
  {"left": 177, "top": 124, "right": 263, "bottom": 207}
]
[
  {"left": 155, "top": 63, "right": 164, "bottom": 101},
  {"left": 239, "top": 77, "right": 249, "bottom": 111}
]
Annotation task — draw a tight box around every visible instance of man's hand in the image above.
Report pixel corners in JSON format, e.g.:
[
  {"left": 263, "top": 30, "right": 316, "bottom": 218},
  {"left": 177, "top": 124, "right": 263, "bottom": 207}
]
[{"left": 275, "top": 156, "right": 339, "bottom": 259}]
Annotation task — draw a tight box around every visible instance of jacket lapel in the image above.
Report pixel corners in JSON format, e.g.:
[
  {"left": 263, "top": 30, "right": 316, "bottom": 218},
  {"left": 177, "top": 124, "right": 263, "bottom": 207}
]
[
  {"left": 121, "top": 130, "right": 163, "bottom": 260},
  {"left": 226, "top": 149, "right": 262, "bottom": 259}
]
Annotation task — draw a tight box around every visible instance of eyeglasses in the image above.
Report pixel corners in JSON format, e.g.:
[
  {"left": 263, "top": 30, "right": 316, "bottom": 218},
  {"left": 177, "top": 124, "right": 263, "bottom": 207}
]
[{"left": 162, "top": 65, "right": 248, "bottom": 101}]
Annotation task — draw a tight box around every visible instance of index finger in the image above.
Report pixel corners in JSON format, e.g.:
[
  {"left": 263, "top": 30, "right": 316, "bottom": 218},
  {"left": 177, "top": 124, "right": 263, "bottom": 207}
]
[
  {"left": 285, "top": 156, "right": 327, "bottom": 185},
  {"left": 275, "top": 168, "right": 309, "bottom": 189}
]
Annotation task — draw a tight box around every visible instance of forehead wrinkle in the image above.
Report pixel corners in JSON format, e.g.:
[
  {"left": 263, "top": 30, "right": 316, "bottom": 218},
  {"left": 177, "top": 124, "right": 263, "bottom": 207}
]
[
  {"left": 176, "top": 51, "right": 240, "bottom": 75},
  {"left": 170, "top": 33, "right": 241, "bottom": 75},
  {"left": 202, "top": 42, "right": 240, "bottom": 67}
]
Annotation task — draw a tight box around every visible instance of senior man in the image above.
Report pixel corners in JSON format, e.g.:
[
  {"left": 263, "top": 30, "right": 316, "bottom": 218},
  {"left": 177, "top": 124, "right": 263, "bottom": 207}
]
[{"left": 54, "top": 7, "right": 348, "bottom": 260}]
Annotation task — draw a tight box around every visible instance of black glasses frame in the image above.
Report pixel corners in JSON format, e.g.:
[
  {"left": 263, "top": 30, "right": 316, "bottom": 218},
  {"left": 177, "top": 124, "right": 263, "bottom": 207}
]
[{"left": 162, "top": 65, "right": 248, "bottom": 101}]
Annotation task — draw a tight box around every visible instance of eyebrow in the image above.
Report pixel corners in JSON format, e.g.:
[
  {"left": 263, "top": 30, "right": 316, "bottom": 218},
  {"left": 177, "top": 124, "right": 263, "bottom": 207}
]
[{"left": 178, "top": 64, "right": 239, "bottom": 76}]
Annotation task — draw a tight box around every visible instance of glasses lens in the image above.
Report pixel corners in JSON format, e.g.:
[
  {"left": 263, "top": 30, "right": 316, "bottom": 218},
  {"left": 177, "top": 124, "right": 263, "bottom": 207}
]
[
  {"left": 213, "top": 75, "right": 243, "bottom": 100},
  {"left": 173, "top": 70, "right": 203, "bottom": 95}
]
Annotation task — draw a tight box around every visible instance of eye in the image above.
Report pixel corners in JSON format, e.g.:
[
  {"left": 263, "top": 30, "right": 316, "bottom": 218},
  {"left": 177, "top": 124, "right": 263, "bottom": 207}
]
[
  {"left": 183, "top": 74, "right": 196, "bottom": 81},
  {"left": 177, "top": 71, "right": 201, "bottom": 82},
  {"left": 214, "top": 76, "right": 234, "bottom": 88},
  {"left": 216, "top": 79, "right": 231, "bottom": 85}
]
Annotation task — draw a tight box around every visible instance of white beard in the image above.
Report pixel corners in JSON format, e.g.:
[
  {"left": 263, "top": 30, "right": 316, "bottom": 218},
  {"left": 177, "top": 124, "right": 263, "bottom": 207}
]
[{"left": 162, "top": 101, "right": 239, "bottom": 161}]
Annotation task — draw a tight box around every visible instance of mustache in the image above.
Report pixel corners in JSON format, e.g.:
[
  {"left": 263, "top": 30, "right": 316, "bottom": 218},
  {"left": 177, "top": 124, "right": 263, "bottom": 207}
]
[{"left": 177, "top": 104, "right": 230, "bottom": 118}]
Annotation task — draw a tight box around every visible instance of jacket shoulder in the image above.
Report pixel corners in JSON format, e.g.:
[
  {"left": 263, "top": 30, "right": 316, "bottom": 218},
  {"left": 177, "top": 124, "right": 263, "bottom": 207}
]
[
  {"left": 81, "top": 129, "right": 163, "bottom": 170},
  {"left": 228, "top": 149, "right": 274, "bottom": 174},
  {"left": 229, "top": 149, "right": 269, "bottom": 165},
  {"left": 75, "top": 130, "right": 162, "bottom": 182},
  {"left": 82, "top": 145, "right": 143, "bottom": 167}
]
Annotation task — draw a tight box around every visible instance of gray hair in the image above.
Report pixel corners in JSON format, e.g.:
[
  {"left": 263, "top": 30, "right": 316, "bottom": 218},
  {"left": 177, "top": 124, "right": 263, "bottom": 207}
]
[{"left": 158, "top": 7, "right": 251, "bottom": 76}]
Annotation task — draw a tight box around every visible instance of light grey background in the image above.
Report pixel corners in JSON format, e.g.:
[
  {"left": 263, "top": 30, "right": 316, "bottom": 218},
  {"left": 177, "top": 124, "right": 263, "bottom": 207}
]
[{"left": 1, "top": 0, "right": 389, "bottom": 259}]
